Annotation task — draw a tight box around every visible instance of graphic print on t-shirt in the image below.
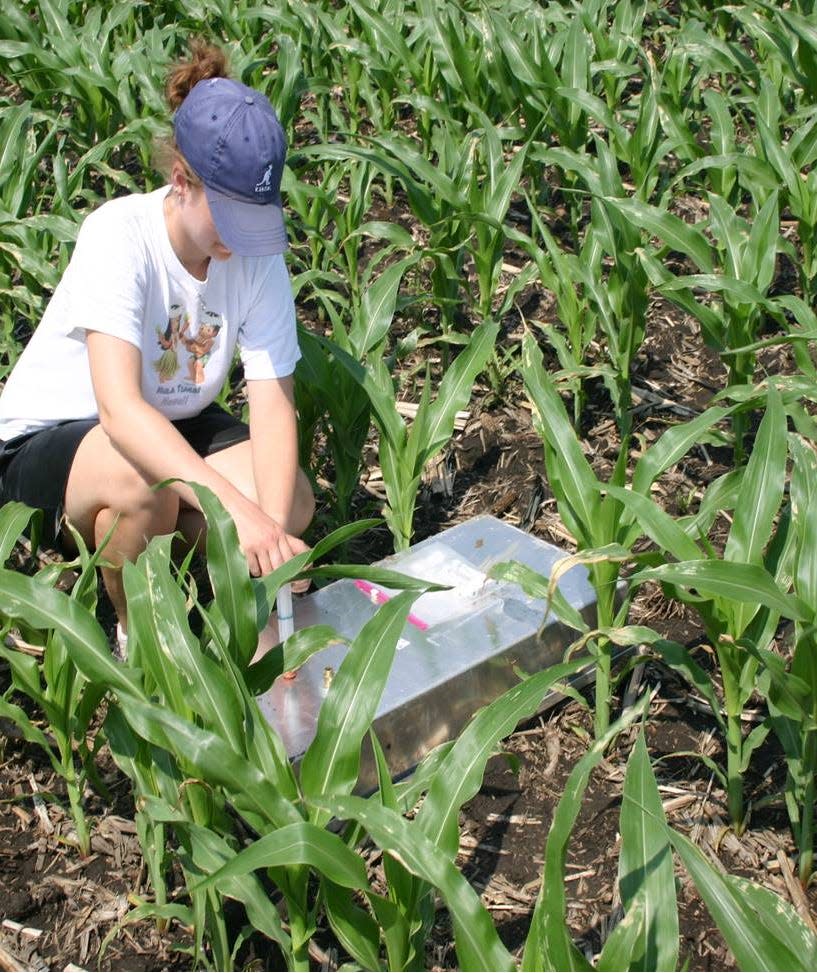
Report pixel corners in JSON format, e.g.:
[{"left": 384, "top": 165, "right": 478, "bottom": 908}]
[
  {"left": 180, "top": 309, "right": 222, "bottom": 385},
  {"left": 152, "top": 304, "right": 185, "bottom": 382},
  {"left": 151, "top": 300, "right": 223, "bottom": 396}
]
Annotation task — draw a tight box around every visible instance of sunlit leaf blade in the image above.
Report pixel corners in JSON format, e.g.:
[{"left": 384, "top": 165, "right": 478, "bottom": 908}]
[
  {"left": 118, "top": 693, "right": 302, "bottom": 829},
  {"left": 0, "top": 568, "right": 140, "bottom": 695},
  {"left": 521, "top": 330, "right": 599, "bottom": 544},
  {"left": 0, "top": 501, "right": 39, "bottom": 564},
  {"left": 246, "top": 625, "right": 345, "bottom": 695},
  {"left": 602, "top": 197, "right": 714, "bottom": 273},
  {"left": 631, "top": 405, "right": 732, "bottom": 496},
  {"left": 724, "top": 384, "right": 786, "bottom": 566},
  {"left": 417, "top": 658, "right": 588, "bottom": 857},
  {"left": 420, "top": 318, "right": 499, "bottom": 456},
  {"left": 669, "top": 828, "right": 817, "bottom": 971},
  {"left": 603, "top": 485, "right": 702, "bottom": 562},
  {"left": 186, "top": 481, "right": 257, "bottom": 665},
  {"left": 300, "top": 590, "right": 419, "bottom": 803},
  {"left": 635, "top": 561, "right": 810, "bottom": 622},
  {"left": 188, "top": 821, "right": 369, "bottom": 893},
  {"left": 620, "top": 731, "right": 678, "bottom": 971},
  {"left": 310, "top": 794, "right": 515, "bottom": 972},
  {"left": 353, "top": 254, "right": 419, "bottom": 356}
]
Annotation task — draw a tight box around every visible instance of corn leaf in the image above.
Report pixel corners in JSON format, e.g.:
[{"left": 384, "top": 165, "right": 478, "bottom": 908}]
[
  {"left": 416, "top": 658, "right": 588, "bottom": 857},
  {"left": 669, "top": 828, "right": 817, "bottom": 970},
  {"left": 631, "top": 405, "right": 732, "bottom": 495},
  {"left": 0, "top": 501, "right": 38, "bottom": 564},
  {"left": 351, "top": 254, "right": 420, "bottom": 357},
  {"left": 603, "top": 197, "right": 714, "bottom": 273},
  {"left": 619, "top": 730, "right": 679, "bottom": 971},
  {"left": 299, "top": 590, "right": 419, "bottom": 805},
  {"left": 488, "top": 560, "right": 590, "bottom": 634},
  {"left": 724, "top": 384, "right": 786, "bottom": 567},
  {"left": 118, "top": 693, "right": 302, "bottom": 829},
  {"left": 310, "top": 794, "right": 515, "bottom": 972},
  {"left": 186, "top": 481, "right": 257, "bottom": 666},
  {"left": 635, "top": 561, "right": 810, "bottom": 622},
  {"left": 188, "top": 820, "right": 369, "bottom": 893},
  {"left": 521, "top": 329, "right": 600, "bottom": 545},
  {"left": 0, "top": 568, "right": 140, "bottom": 695},
  {"left": 420, "top": 319, "right": 498, "bottom": 457},
  {"left": 603, "top": 485, "right": 702, "bottom": 562}
]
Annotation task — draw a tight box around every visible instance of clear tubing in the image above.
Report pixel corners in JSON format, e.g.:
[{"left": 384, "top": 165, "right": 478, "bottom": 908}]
[{"left": 277, "top": 583, "right": 294, "bottom": 641}]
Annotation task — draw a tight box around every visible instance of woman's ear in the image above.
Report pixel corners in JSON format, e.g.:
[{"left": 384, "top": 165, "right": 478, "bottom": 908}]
[{"left": 169, "top": 159, "right": 189, "bottom": 199}]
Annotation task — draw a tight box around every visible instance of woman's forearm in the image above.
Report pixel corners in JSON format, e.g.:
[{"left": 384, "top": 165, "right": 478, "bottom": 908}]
[{"left": 247, "top": 376, "right": 300, "bottom": 528}]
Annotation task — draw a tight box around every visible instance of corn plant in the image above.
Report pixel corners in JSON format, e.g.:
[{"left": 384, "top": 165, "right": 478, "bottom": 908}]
[
  {"left": 294, "top": 253, "right": 419, "bottom": 528},
  {"left": 209, "top": 660, "right": 582, "bottom": 969},
  {"left": 757, "top": 435, "right": 817, "bottom": 886},
  {"left": 523, "top": 708, "right": 674, "bottom": 971},
  {"left": 322, "top": 318, "right": 498, "bottom": 550},
  {"left": 549, "top": 50, "right": 681, "bottom": 204},
  {"left": 579, "top": 0, "right": 646, "bottom": 112},
  {"left": 621, "top": 190, "right": 788, "bottom": 459},
  {"left": 0, "top": 486, "right": 446, "bottom": 968},
  {"left": 526, "top": 723, "right": 817, "bottom": 971},
  {"left": 519, "top": 329, "right": 732, "bottom": 740},
  {"left": 624, "top": 386, "right": 808, "bottom": 830},
  {"left": 671, "top": 13, "right": 761, "bottom": 100},
  {"left": 112, "top": 488, "right": 533, "bottom": 969},
  {"left": 753, "top": 100, "right": 817, "bottom": 304},
  {"left": 294, "top": 132, "right": 469, "bottom": 335},
  {"left": 0, "top": 502, "right": 119, "bottom": 856},
  {"left": 297, "top": 107, "right": 530, "bottom": 336},
  {"left": 526, "top": 137, "right": 656, "bottom": 436},
  {"left": 517, "top": 218, "right": 598, "bottom": 427},
  {"left": 763, "top": 0, "right": 817, "bottom": 103},
  {"left": 0, "top": 2, "right": 171, "bottom": 151}
]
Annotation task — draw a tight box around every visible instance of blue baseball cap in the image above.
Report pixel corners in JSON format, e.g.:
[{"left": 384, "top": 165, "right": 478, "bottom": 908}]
[{"left": 174, "top": 76, "right": 288, "bottom": 257}]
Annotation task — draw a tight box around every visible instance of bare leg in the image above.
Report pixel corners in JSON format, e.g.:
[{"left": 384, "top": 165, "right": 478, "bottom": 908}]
[
  {"left": 63, "top": 434, "right": 314, "bottom": 632},
  {"left": 63, "top": 426, "right": 180, "bottom": 631}
]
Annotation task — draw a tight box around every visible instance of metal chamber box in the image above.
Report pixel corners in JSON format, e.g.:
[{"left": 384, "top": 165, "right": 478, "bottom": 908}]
[{"left": 256, "top": 515, "right": 599, "bottom": 788}]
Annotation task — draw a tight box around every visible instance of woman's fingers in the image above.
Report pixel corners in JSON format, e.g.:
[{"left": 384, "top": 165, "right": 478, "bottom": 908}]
[{"left": 233, "top": 503, "right": 311, "bottom": 580}]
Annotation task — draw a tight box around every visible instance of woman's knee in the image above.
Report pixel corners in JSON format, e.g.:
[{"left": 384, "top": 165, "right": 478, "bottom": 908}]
[
  {"left": 116, "top": 469, "right": 179, "bottom": 531},
  {"left": 66, "top": 428, "right": 178, "bottom": 545}
]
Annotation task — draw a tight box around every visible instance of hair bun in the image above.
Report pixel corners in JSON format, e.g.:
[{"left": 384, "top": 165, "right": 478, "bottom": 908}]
[{"left": 166, "top": 39, "right": 230, "bottom": 111}]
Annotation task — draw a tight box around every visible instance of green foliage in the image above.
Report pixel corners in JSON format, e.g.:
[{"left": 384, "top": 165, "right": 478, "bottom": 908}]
[
  {"left": 0, "top": 504, "right": 113, "bottom": 856},
  {"left": 5, "top": 1, "right": 817, "bottom": 967},
  {"left": 629, "top": 385, "right": 797, "bottom": 830},
  {"left": 518, "top": 328, "right": 732, "bottom": 739}
]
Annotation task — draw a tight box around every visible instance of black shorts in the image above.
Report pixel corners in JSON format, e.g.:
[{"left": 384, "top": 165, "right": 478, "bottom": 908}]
[{"left": 0, "top": 403, "right": 249, "bottom": 551}]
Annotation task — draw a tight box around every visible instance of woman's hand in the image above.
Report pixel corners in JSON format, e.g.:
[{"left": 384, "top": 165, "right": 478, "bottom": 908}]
[{"left": 228, "top": 494, "right": 310, "bottom": 581}]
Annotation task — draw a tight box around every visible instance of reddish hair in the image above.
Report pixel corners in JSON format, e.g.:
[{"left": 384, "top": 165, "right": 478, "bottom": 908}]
[
  {"left": 154, "top": 39, "right": 232, "bottom": 185},
  {"left": 165, "top": 38, "right": 230, "bottom": 110}
]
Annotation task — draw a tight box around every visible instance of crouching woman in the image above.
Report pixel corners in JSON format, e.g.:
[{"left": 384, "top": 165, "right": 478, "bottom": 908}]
[{"left": 0, "top": 41, "right": 314, "bottom": 652}]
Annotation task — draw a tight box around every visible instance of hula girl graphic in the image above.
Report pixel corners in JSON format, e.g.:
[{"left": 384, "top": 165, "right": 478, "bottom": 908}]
[
  {"left": 181, "top": 310, "right": 222, "bottom": 384},
  {"left": 152, "top": 305, "right": 184, "bottom": 381}
]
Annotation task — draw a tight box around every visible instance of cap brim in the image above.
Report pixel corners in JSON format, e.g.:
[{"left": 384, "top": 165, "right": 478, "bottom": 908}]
[{"left": 205, "top": 185, "right": 288, "bottom": 257}]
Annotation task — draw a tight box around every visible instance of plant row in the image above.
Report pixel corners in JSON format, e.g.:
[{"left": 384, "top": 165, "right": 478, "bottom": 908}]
[{"left": 2, "top": 495, "right": 816, "bottom": 970}]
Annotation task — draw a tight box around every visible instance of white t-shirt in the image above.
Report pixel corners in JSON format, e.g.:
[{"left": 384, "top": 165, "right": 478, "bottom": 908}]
[{"left": 0, "top": 187, "right": 300, "bottom": 441}]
